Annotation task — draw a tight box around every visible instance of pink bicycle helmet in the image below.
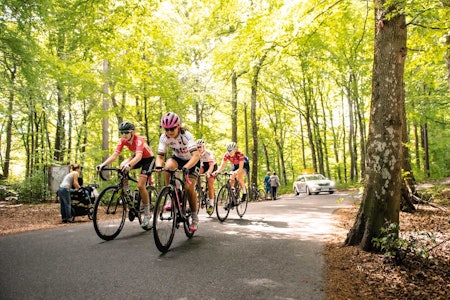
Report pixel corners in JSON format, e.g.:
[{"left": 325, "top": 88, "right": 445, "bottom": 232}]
[{"left": 160, "top": 112, "right": 180, "bottom": 129}]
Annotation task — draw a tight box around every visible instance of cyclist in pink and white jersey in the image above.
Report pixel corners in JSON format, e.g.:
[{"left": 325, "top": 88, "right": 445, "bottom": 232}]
[
  {"left": 154, "top": 112, "right": 200, "bottom": 232},
  {"left": 212, "top": 142, "right": 249, "bottom": 202},
  {"left": 196, "top": 139, "right": 217, "bottom": 213},
  {"left": 96, "top": 121, "right": 155, "bottom": 229}
]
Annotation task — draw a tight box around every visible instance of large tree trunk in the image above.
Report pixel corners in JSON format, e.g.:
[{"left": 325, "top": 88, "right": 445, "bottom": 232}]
[
  {"left": 345, "top": 0, "right": 406, "bottom": 251},
  {"left": 101, "top": 60, "right": 110, "bottom": 164}
]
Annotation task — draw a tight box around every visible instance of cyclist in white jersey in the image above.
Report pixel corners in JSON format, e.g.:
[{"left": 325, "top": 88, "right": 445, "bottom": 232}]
[{"left": 154, "top": 112, "right": 200, "bottom": 232}]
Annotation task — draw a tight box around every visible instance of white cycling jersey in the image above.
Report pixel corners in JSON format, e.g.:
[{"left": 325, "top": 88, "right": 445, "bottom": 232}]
[
  {"left": 199, "top": 149, "right": 216, "bottom": 164},
  {"left": 157, "top": 130, "right": 197, "bottom": 161}
]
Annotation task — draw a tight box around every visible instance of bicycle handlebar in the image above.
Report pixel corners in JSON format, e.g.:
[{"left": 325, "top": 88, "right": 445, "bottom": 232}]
[
  {"left": 155, "top": 168, "right": 193, "bottom": 185},
  {"left": 97, "top": 167, "right": 153, "bottom": 182}
]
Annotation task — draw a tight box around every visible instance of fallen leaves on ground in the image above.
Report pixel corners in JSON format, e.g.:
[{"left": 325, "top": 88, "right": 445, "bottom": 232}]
[{"left": 324, "top": 203, "right": 450, "bottom": 300}]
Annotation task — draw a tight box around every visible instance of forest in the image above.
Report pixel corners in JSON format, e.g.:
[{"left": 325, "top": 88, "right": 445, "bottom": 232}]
[{"left": 1, "top": 0, "right": 449, "bottom": 199}]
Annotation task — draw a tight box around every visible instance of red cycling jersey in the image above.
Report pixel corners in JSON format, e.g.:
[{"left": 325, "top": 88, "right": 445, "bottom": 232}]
[
  {"left": 222, "top": 150, "right": 245, "bottom": 165},
  {"left": 114, "top": 135, "right": 153, "bottom": 158}
]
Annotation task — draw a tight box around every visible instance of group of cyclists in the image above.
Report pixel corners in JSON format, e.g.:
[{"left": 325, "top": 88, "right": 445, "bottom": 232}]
[{"left": 95, "top": 112, "right": 249, "bottom": 233}]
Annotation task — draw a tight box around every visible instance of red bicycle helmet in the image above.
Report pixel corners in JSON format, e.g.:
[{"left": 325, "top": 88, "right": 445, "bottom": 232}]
[{"left": 161, "top": 112, "right": 180, "bottom": 129}]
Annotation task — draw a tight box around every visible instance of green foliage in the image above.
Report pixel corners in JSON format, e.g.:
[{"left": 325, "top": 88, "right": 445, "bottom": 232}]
[
  {"left": 372, "top": 222, "right": 435, "bottom": 265},
  {"left": 12, "top": 171, "right": 50, "bottom": 203}
]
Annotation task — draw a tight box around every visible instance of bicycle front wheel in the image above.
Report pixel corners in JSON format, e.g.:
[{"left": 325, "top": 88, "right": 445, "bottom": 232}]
[
  {"left": 215, "top": 185, "right": 230, "bottom": 222},
  {"left": 236, "top": 191, "right": 248, "bottom": 218},
  {"left": 93, "top": 186, "right": 126, "bottom": 241},
  {"left": 153, "top": 186, "right": 176, "bottom": 253}
]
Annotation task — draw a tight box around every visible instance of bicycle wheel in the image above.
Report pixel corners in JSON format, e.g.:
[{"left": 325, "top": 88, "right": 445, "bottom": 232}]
[
  {"left": 215, "top": 185, "right": 231, "bottom": 222},
  {"left": 182, "top": 192, "right": 195, "bottom": 238},
  {"left": 196, "top": 189, "right": 203, "bottom": 214},
  {"left": 93, "top": 186, "right": 126, "bottom": 241},
  {"left": 236, "top": 189, "right": 248, "bottom": 218},
  {"left": 153, "top": 186, "right": 176, "bottom": 253}
]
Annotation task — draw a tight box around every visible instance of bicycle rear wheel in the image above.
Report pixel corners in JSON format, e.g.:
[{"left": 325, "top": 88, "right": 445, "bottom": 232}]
[
  {"left": 236, "top": 189, "right": 248, "bottom": 218},
  {"left": 93, "top": 186, "right": 126, "bottom": 241},
  {"left": 153, "top": 186, "right": 176, "bottom": 253},
  {"left": 215, "top": 185, "right": 230, "bottom": 222}
]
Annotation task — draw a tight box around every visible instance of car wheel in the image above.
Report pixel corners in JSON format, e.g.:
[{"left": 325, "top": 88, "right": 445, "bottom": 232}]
[
  {"left": 294, "top": 187, "right": 300, "bottom": 196},
  {"left": 329, "top": 191, "right": 335, "bottom": 194},
  {"left": 306, "top": 187, "right": 311, "bottom": 195}
]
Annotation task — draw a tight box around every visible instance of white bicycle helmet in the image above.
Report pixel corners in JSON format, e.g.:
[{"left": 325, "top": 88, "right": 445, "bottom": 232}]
[{"left": 226, "top": 142, "right": 237, "bottom": 151}]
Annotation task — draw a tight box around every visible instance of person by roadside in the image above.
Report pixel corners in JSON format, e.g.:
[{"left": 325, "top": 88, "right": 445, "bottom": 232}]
[
  {"left": 264, "top": 171, "right": 271, "bottom": 199},
  {"left": 269, "top": 172, "right": 280, "bottom": 200},
  {"left": 58, "top": 163, "right": 82, "bottom": 223}
]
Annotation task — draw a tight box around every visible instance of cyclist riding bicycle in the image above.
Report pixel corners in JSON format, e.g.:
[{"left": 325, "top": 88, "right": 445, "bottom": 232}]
[
  {"left": 196, "top": 139, "right": 217, "bottom": 213},
  {"left": 96, "top": 121, "right": 155, "bottom": 230},
  {"left": 212, "top": 142, "right": 249, "bottom": 202},
  {"left": 154, "top": 112, "right": 201, "bottom": 232}
]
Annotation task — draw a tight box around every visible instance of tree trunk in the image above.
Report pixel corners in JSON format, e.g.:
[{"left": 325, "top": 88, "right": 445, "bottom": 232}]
[
  {"left": 231, "top": 70, "right": 238, "bottom": 143},
  {"left": 101, "top": 60, "right": 110, "bottom": 164},
  {"left": 421, "top": 123, "right": 430, "bottom": 178},
  {"left": 345, "top": 0, "right": 406, "bottom": 251},
  {"left": 250, "top": 53, "right": 267, "bottom": 186}
]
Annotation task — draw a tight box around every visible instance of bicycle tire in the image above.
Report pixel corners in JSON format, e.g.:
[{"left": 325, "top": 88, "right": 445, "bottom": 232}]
[
  {"left": 93, "top": 186, "right": 126, "bottom": 241},
  {"left": 236, "top": 189, "right": 248, "bottom": 218},
  {"left": 182, "top": 191, "right": 194, "bottom": 238},
  {"left": 153, "top": 186, "right": 176, "bottom": 253},
  {"left": 215, "top": 184, "right": 230, "bottom": 222}
]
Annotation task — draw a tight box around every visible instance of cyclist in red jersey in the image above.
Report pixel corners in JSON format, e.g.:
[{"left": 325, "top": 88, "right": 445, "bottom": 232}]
[
  {"left": 96, "top": 121, "right": 155, "bottom": 229},
  {"left": 212, "top": 142, "right": 249, "bottom": 202}
]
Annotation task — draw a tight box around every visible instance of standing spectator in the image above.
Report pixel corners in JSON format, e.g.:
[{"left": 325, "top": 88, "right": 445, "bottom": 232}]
[
  {"left": 264, "top": 171, "right": 271, "bottom": 199},
  {"left": 58, "top": 163, "right": 82, "bottom": 223},
  {"left": 269, "top": 172, "right": 281, "bottom": 200}
]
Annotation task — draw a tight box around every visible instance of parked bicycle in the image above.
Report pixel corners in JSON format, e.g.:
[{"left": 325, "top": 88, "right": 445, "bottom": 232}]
[
  {"left": 215, "top": 172, "right": 248, "bottom": 222},
  {"left": 153, "top": 168, "right": 195, "bottom": 253},
  {"left": 196, "top": 174, "right": 215, "bottom": 216},
  {"left": 93, "top": 167, "right": 157, "bottom": 241},
  {"left": 249, "top": 182, "right": 264, "bottom": 202}
]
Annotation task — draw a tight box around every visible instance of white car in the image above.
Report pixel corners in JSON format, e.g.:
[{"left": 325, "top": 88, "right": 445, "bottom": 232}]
[{"left": 293, "top": 174, "right": 335, "bottom": 195}]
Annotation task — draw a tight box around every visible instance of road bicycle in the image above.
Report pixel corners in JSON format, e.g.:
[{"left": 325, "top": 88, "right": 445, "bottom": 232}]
[
  {"left": 215, "top": 172, "right": 248, "bottom": 222},
  {"left": 249, "top": 182, "right": 264, "bottom": 202},
  {"left": 152, "top": 168, "right": 195, "bottom": 253},
  {"left": 196, "top": 173, "right": 215, "bottom": 216},
  {"left": 92, "top": 167, "right": 157, "bottom": 241}
]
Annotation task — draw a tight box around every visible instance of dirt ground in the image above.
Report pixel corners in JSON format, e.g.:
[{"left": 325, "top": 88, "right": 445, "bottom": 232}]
[{"left": 1, "top": 198, "right": 449, "bottom": 299}]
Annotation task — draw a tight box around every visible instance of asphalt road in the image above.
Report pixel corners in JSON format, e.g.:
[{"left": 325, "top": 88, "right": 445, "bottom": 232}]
[{"left": 0, "top": 191, "right": 357, "bottom": 300}]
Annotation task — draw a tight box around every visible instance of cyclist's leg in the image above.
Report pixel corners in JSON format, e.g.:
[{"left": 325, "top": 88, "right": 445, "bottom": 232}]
[
  {"left": 235, "top": 169, "right": 247, "bottom": 201},
  {"left": 164, "top": 158, "right": 178, "bottom": 185}
]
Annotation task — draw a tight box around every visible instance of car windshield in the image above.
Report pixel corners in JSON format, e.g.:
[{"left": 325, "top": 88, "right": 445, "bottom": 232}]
[{"left": 306, "top": 175, "right": 325, "bottom": 181}]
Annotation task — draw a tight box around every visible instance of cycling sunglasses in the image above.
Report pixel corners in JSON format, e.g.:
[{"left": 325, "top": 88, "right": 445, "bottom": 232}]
[
  {"left": 120, "top": 130, "right": 132, "bottom": 134},
  {"left": 164, "top": 126, "right": 177, "bottom": 132}
]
